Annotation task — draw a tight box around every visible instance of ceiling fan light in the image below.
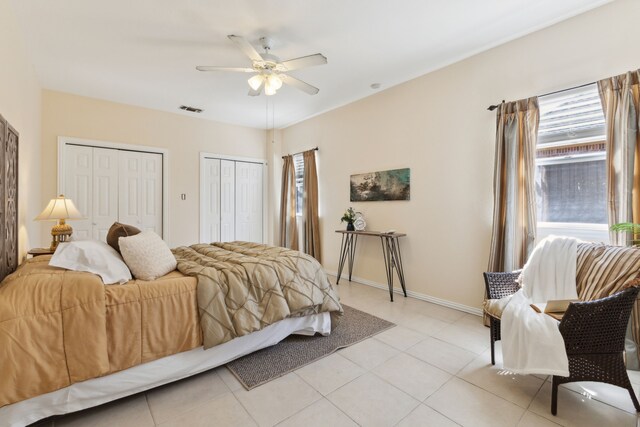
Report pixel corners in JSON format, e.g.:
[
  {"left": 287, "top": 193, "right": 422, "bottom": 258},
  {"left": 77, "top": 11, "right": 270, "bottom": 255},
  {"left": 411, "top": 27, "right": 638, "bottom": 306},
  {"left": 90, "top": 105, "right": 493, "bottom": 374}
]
[
  {"left": 264, "top": 85, "right": 277, "bottom": 96},
  {"left": 267, "top": 74, "right": 283, "bottom": 90},
  {"left": 248, "top": 74, "right": 264, "bottom": 91}
]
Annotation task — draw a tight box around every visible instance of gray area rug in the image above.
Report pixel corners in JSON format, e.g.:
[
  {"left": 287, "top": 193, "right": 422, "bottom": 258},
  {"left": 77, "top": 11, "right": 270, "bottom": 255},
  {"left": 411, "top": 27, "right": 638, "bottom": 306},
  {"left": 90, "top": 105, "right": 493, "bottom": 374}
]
[{"left": 226, "top": 304, "right": 395, "bottom": 390}]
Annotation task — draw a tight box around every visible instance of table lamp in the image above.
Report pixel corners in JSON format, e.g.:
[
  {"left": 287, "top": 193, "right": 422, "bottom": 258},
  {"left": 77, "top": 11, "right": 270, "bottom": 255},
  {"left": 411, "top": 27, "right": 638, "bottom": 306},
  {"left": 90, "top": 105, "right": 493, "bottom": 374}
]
[{"left": 35, "top": 195, "right": 84, "bottom": 251}]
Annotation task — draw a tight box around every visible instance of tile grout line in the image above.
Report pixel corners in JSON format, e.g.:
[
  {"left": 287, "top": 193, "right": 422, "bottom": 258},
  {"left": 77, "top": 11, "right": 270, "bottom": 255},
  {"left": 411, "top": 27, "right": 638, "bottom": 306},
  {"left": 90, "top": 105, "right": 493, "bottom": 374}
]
[
  {"left": 230, "top": 389, "right": 262, "bottom": 427},
  {"left": 143, "top": 393, "right": 159, "bottom": 426}
]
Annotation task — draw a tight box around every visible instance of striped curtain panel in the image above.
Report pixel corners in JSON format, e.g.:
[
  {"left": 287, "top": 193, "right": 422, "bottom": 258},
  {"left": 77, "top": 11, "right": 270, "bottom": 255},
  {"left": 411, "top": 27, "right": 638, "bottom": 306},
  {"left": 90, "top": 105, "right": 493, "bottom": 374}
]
[
  {"left": 598, "top": 70, "right": 640, "bottom": 245},
  {"left": 279, "top": 155, "right": 299, "bottom": 250},
  {"left": 488, "top": 98, "right": 540, "bottom": 273},
  {"left": 302, "top": 149, "right": 321, "bottom": 262}
]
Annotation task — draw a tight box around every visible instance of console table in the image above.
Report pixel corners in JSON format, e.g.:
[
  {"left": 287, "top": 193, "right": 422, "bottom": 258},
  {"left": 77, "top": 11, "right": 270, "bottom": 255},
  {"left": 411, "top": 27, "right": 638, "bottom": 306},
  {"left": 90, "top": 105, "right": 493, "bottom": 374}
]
[{"left": 335, "top": 230, "right": 407, "bottom": 301}]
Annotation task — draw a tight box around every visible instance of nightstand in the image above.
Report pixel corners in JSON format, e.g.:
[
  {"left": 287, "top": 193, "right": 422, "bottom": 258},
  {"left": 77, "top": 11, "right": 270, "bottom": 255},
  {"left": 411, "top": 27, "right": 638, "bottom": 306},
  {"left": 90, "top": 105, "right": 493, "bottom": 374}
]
[{"left": 27, "top": 248, "right": 55, "bottom": 257}]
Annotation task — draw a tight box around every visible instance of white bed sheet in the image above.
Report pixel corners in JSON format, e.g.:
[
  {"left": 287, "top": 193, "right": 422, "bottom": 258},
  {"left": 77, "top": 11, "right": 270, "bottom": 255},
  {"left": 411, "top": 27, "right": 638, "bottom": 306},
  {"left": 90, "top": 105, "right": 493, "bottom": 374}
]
[{"left": 0, "top": 312, "right": 331, "bottom": 427}]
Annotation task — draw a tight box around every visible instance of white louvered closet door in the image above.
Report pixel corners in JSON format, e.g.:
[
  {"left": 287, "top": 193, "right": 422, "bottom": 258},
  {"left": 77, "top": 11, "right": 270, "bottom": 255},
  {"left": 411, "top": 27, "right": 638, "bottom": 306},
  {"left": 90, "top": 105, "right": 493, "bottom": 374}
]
[
  {"left": 63, "top": 145, "right": 93, "bottom": 239},
  {"left": 118, "top": 151, "right": 163, "bottom": 236},
  {"left": 201, "top": 158, "right": 221, "bottom": 243},
  {"left": 91, "top": 148, "right": 119, "bottom": 240},
  {"left": 235, "top": 162, "right": 263, "bottom": 243}
]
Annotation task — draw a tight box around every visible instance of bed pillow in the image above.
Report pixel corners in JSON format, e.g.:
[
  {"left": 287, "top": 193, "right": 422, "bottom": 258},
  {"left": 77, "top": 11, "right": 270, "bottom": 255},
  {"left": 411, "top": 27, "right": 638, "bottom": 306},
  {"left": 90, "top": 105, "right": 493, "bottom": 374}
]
[
  {"left": 49, "top": 240, "right": 132, "bottom": 285},
  {"left": 119, "top": 230, "right": 176, "bottom": 280},
  {"left": 106, "top": 222, "right": 141, "bottom": 253}
]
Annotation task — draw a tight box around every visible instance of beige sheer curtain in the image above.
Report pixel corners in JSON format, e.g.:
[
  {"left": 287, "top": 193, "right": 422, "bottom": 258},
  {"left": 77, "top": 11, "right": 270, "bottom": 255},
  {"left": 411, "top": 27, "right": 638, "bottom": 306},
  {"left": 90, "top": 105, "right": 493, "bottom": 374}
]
[
  {"left": 302, "top": 150, "right": 321, "bottom": 261},
  {"left": 279, "top": 155, "right": 298, "bottom": 250},
  {"left": 598, "top": 70, "right": 640, "bottom": 369},
  {"left": 598, "top": 70, "right": 640, "bottom": 246},
  {"left": 488, "top": 97, "right": 540, "bottom": 273}
]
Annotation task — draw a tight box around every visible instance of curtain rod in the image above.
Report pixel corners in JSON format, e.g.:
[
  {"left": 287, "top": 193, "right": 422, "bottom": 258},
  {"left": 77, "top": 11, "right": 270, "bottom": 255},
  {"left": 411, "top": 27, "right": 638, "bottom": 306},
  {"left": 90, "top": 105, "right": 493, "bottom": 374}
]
[
  {"left": 282, "top": 147, "right": 319, "bottom": 159},
  {"left": 486, "top": 81, "right": 596, "bottom": 111}
]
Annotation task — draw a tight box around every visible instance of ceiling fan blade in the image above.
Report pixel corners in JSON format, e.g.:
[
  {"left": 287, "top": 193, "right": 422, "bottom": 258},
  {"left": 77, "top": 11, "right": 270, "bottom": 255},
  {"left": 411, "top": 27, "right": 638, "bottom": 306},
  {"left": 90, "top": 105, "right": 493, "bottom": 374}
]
[
  {"left": 281, "top": 74, "right": 319, "bottom": 95},
  {"left": 227, "top": 35, "right": 263, "bottom": 63},
  {"left": 248, "top": 81, "right": 264, "bottom": 97},
  {"left": 196, "top": 66, "right": 255, "bottom": 73},
  {"left": 280, "top": 54, "right": 327, "bottom": 71}
]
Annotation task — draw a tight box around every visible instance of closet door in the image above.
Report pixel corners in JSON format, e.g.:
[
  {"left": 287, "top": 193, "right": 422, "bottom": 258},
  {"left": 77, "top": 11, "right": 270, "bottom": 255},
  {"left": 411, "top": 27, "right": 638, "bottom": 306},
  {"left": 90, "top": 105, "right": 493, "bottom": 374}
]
[
  {"left": 220, "top": 160, "right": 235, "bottom": 242},
  {"left": 139, "top": 152, "right": 163, "bottom": 235},
  {"left": 200, "top": 158, "right": 220, "bottom": 243},
  {"left": 92, "top": 148, "right": 119, "bottom": 240},
  {"left": 118, "top": 150, "right": 141, "bottom": 230},
  {"left": 118, "top": 151, "right": 163, "bottom": 236},
  {"left": 64, "top": 145, "right": 93, "bottom": 239},
  {"left": 235, "top": 162, "right": 263, "bottom": 243}
]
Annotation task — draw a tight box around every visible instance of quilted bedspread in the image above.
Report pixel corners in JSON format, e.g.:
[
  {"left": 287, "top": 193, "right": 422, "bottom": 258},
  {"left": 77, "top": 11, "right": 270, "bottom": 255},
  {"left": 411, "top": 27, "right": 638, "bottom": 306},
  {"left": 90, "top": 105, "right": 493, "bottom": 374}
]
[{"left": 172, "top": 242, "right": 343, "bottom": 349}]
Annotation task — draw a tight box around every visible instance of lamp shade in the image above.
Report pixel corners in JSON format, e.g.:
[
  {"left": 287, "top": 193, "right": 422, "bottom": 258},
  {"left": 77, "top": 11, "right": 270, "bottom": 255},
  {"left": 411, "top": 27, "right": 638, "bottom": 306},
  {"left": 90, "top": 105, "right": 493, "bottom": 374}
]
[
  {"left": 266, "top": 74, "right": 282, "bottom": 91},
  {"left": 248, "top": 74, "right": 265, "bottom": 91},
  {"left": 35, "top": 195, "right": 84, "bottom": 221}
]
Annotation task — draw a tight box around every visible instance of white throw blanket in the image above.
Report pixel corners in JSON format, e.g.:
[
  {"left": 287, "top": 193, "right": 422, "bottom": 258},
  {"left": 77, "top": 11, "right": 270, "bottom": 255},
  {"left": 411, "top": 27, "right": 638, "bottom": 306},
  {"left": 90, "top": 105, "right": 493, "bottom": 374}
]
[{"left": 501, "top": 235, "right": 578, "bottom": 376}]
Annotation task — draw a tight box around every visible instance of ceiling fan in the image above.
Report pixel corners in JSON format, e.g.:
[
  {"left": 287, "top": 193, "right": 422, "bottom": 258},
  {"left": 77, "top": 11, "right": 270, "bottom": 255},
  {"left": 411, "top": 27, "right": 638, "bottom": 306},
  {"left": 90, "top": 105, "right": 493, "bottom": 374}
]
[{"left": 197, "top": 35, "right": 327, "bottom": 96}]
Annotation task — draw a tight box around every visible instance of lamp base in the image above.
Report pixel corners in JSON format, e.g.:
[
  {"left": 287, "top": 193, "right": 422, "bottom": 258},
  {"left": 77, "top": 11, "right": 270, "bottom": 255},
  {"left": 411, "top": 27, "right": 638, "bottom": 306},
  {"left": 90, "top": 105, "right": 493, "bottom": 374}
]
[{"left": 50, "top": 219, "right": 73, "bottom": 252}]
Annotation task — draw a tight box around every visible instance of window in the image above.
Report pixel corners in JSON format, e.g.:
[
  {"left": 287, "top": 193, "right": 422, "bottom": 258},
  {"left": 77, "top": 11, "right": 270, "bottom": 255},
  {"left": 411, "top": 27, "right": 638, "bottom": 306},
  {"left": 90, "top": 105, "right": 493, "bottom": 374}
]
[
  {"left": 535, "top": 84, "right": 608, "bottom": 242},
  {"left": 293, "top": 153, "right": 304, "bottom": 216}
]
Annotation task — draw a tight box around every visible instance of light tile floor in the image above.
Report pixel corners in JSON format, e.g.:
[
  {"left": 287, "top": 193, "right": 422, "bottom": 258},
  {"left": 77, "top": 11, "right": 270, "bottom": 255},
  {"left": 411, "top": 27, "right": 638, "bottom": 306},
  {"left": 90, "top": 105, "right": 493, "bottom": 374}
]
[{"left": 35, "top": 277, "right": 640, "bottom": 427}]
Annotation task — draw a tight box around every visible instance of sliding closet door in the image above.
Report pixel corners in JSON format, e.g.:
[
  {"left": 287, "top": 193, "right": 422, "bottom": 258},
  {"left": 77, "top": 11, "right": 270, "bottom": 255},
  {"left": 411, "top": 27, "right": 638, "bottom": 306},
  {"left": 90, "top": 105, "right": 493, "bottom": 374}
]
[
  {"left": 235, "top": 162, "right": 263, "bottom": 243},
  {"left": 201, "top": 158, "right": 221, "bottom": 243},
  {"left": 92, "top": 148, "right": 119, "bottom": 240},
  {"left": 220, "top": 160, "right": 235, "bottom": 242},
  {"left": 64, "top": 145, "right": 93, "bottom": 239},
  {"left": 118, "top": 151, "right": 163, "bottom": 236}
]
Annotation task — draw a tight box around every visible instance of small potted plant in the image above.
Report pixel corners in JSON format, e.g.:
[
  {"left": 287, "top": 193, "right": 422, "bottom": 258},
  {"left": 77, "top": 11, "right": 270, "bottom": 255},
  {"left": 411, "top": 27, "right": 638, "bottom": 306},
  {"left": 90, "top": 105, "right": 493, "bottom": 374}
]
[
  {"left": 341, "top": 207, "right": 356, "bottom": 231},
  {"left": 610, "top": 223, "right": 640, "bottom": 245}
]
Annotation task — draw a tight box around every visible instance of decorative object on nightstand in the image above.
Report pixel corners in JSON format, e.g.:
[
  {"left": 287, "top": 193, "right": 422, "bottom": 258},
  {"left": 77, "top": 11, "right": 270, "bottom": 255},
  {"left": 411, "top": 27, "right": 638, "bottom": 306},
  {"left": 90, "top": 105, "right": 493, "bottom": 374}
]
[
  {"left": 340, "top": 207, "right": 356, "bottom": 231},
  {"left": 35, "top": 195, "right": 84, "bottom": 251},
  {"left": 27, "top": 248, "right": 56, "bottom": 257},
  {"left": 353, "top": 212, "right": 366, "bottom": 231}
]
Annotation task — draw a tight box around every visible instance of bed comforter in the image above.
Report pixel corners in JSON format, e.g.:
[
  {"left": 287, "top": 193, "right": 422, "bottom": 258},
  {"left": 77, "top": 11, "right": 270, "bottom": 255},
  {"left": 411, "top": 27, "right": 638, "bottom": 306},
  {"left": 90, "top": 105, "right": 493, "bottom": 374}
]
[
  {"left": 0, "top": 242, "right": 341, "bottom": 408},
  {"left": 173, "top": 242, "right": 342, "bottom": 349},
  {"left": 0, "top": 256, "right": 201, "bottom": 407}
]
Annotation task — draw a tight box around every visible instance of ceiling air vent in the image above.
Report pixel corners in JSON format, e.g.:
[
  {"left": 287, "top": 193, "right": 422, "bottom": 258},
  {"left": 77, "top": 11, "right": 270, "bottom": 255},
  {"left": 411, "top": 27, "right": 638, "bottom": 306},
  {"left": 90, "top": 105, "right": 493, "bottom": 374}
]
[{"left": 179, "top": 105, "right": 203, "bottom": 113}]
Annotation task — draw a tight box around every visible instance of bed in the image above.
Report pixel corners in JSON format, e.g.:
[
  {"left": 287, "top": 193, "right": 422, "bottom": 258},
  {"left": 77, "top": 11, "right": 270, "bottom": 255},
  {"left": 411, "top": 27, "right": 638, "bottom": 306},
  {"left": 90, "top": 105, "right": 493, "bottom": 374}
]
[{"left": 0, "top": 242, "right": 341, "bottom": 427}]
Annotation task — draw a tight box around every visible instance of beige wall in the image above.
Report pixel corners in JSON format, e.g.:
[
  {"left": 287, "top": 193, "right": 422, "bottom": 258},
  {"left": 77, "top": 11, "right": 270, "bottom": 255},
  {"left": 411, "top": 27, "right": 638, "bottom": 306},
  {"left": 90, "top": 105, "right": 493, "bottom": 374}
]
[
  {"left": 0, "top": 0, "right": 42, "bottom": 260},
  {"left": 281, "top": 0, "right": 640, "bottom": 311},
  {"left": 41, "top": 90, "right": 266, "bottom": 247}
]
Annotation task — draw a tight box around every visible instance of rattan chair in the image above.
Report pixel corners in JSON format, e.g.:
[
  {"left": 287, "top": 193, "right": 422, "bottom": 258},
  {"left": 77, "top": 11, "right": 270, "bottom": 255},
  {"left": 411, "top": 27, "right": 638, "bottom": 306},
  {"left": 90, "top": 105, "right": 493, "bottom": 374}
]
[
  {"left": 482, "top": 271, "right": 521, "bottom": 365},
  {"left": 552, "top": 286, "right": 640, "bottom": 415}
]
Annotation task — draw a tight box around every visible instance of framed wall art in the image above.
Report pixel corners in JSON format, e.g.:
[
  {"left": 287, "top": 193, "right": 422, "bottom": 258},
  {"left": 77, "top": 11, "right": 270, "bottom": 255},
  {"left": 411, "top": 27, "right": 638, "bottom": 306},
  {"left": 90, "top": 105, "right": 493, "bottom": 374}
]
[{"left": 350, "top": 168, "right": 410, "bottom": 202}]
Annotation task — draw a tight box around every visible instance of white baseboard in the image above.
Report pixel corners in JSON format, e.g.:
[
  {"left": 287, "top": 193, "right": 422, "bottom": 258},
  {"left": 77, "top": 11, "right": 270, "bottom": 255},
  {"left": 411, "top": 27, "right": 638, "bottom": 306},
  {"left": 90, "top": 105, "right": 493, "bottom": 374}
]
[{"left": 326, "top": 271, "right": 483, "bottom": 317}]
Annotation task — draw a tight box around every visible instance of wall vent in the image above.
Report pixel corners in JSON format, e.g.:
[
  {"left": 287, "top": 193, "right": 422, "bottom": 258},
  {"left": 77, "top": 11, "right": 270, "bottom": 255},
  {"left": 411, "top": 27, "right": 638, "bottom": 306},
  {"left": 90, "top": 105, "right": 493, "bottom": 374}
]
[{"left": 179, "top": 105, "right": 203, "bottom": 113}]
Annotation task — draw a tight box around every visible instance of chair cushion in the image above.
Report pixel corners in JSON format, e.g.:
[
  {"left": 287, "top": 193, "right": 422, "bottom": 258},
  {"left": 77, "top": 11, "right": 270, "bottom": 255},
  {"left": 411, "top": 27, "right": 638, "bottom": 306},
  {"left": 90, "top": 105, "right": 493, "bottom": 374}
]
[
  {"left": 576, "top": 243, "right": 640, "bottom": 300},
  {"left": 483, "top": 295, "right": 514, "bottom": 320}
]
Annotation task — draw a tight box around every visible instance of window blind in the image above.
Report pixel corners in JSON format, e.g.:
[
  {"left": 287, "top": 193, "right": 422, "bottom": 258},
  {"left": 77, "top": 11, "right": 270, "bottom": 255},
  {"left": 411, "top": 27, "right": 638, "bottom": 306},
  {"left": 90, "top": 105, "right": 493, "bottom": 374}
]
[{"left": 538, "top": 83, "right": 605, "bottom": 145}]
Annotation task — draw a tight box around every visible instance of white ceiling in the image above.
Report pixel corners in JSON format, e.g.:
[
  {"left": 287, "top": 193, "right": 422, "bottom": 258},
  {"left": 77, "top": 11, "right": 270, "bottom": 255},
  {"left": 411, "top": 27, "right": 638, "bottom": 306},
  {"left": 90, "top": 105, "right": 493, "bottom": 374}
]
[{"left": 11, "top": 0, "right": 610, "bottom": 129}]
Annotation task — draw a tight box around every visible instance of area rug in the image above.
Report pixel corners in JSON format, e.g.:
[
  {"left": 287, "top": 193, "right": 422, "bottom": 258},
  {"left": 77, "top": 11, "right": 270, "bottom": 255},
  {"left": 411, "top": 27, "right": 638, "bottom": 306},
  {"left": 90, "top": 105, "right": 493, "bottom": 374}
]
[{"left": 226, "top": 304, "right": 395, "bottom": 390}]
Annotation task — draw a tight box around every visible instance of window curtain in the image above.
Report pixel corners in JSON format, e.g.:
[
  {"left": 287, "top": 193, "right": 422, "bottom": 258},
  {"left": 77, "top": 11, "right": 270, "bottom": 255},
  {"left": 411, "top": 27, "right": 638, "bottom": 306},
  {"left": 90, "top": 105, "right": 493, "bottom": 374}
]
[
  {"left": 279, "top": 155, "right": 298, "bottom": 250},
  {"left": 598, "top": 70, "right": 640, "bottom": 369},
  {"left": 598, "top": 70, "right": 640, "bottom": 246},
  {"left": 302, "top": 149, "right": 321, "bottom": 261},
  {"left": 488, "top": 97, "right": 540, "bottom": 273}
]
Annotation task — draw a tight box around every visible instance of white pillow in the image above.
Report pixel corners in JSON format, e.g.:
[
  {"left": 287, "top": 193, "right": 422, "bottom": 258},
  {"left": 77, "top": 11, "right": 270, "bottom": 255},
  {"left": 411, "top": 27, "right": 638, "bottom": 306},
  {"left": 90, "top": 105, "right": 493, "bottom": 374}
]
[
  {"left": 118, "top": 230, "right": 176, "bottom": 280},
  {"left": 49, "top": 240, "right": 132, "bottom": 285}
]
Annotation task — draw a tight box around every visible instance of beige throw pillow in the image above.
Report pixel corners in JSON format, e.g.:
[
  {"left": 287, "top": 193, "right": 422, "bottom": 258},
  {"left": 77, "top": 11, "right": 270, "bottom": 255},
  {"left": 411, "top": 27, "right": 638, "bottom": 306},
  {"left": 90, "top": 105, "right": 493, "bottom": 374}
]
[{"left": 118, "top": 230, "right": 176, "bottom": 280}]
